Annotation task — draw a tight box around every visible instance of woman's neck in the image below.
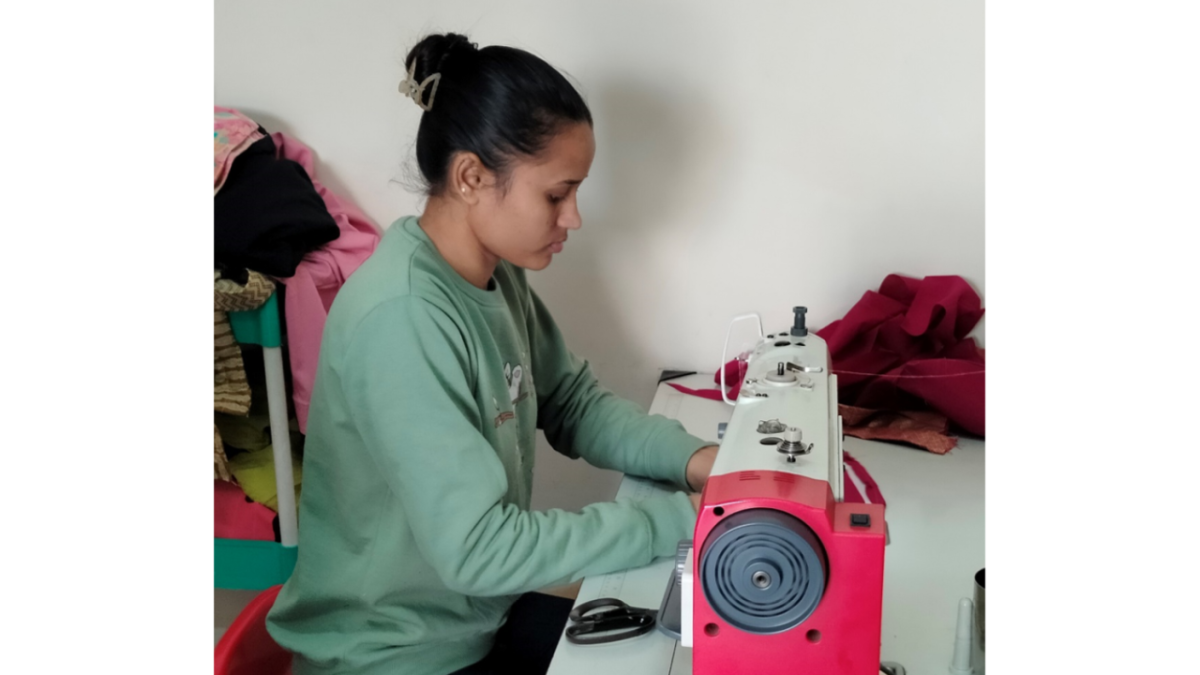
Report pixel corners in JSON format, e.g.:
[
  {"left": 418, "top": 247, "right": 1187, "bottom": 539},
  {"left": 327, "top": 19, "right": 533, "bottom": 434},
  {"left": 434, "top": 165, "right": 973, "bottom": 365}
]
[{"left": 418, "top": 197, "right": 499, "bottom": 290}]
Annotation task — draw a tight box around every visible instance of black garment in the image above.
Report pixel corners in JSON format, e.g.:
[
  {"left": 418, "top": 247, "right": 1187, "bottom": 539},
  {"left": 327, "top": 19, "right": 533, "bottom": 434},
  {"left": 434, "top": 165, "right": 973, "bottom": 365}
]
[
  {"left": 214, "top": 134, "right": 339, "bottom": 278},
  {"left": 215, "top": 262, "right": 249, "bottom": 285},
  {"left": 448, "top": 593, "right": 574, "bottom": 675}
]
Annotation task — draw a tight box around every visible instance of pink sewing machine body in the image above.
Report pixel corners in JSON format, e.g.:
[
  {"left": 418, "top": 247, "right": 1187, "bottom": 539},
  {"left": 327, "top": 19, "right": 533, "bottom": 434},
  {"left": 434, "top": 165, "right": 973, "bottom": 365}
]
[{"left": 681, "top": 307, "right": 887, "bottom": 675}]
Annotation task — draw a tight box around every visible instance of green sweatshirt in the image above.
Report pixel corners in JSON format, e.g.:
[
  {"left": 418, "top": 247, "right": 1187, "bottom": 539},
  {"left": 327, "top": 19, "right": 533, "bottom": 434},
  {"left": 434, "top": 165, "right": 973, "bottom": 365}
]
[{"left": 266, "top": 216, "right": 707, "bottom": 675}]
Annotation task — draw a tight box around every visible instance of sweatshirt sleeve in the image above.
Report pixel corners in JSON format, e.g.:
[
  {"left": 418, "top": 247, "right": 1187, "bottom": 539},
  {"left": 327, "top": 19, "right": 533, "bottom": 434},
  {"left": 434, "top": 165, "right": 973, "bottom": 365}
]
[
  {"left": 339, "top": 297, "right": 696, "bottom": 597},
  {"left": 524, "top": 288, "right": 715, "bottom": 489}
]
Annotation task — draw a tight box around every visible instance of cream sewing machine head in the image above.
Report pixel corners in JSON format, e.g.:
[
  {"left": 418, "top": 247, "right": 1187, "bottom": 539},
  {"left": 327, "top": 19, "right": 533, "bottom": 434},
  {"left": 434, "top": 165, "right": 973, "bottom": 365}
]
[
  {"left": 710, "top": 306, "right": 844, "bottom": 498},
  {"left": 679, "top": 307, "right": 888, "bottom": 675}
]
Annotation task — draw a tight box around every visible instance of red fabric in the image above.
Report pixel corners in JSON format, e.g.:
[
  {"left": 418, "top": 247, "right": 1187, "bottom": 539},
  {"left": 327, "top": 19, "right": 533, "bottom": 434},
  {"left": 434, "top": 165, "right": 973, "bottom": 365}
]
[
  {"left": 666, "top": 359, "right": 749, "bottom": 402},
  {"left": 838, "top": 404, "right": 958, "bottom": 455},
  {"left": 818, "top": 274, "right": 984, "bottom": 437},
  {"left": 840, "top": 467, "right": 865, "bottom": 504},
  {"left": 843, "top": 451, "right": 886, "bottom": 506},
  {"left": 665, "top": 274, "right": 982, "bottom": 454},
  {"left": 214, "top": 480, "right": 276, "bottom": 541}
]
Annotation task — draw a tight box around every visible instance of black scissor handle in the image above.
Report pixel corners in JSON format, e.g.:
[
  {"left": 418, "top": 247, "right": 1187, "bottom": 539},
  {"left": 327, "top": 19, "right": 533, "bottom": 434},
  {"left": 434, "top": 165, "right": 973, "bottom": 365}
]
[
  {"left": 566, "top": 598, "right": 657, "bottom": 645},
  {"left": 569, "top": 597, "right": 632, "bottom": 620}
]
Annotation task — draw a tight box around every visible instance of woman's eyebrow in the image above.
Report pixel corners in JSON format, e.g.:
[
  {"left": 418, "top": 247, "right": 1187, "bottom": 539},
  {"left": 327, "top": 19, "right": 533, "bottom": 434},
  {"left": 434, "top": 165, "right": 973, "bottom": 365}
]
[{"left": 557, "top": 178, "right": 585, "bottom": 186}]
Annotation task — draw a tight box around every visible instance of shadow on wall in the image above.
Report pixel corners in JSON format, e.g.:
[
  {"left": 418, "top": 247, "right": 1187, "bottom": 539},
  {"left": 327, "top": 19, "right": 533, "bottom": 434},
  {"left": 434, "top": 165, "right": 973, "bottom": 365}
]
[
  {"left": 535, "top": 78, "right": 723, "bottom": 405},
  {"left": 530, "top": 79, "right": 725, "bottom": 512},
  {"left": 590, "top": 80, "right": 710, "bottom": 233}
]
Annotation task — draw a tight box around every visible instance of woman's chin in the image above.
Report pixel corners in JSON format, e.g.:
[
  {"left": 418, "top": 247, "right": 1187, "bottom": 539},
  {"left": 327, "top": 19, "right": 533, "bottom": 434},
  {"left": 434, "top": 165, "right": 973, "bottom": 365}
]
[{"left": 516, "top": 252, "right": 554, "bottom": 271}]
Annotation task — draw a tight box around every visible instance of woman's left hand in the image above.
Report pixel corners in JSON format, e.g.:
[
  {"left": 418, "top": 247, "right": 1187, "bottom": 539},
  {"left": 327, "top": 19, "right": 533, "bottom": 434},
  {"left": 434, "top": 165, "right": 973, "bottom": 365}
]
[{"left": 685, "top": 445, "right": 718, "bottom": 492}]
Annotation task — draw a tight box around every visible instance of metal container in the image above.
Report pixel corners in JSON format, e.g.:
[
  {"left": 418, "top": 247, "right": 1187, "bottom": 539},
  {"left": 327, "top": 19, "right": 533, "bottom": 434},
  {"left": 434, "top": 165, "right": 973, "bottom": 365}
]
[
  {"left": 973, "top": 568, "right": 985, "bottom": 673},
  {"left": 974, "top": 568, "right": 985, "bottom": 649}
]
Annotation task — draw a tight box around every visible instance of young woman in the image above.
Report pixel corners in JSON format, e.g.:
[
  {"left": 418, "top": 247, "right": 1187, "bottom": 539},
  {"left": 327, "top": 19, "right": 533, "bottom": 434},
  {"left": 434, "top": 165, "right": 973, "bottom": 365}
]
[{"left": 267, "top": 33, "right": 718, "bottom": 675}]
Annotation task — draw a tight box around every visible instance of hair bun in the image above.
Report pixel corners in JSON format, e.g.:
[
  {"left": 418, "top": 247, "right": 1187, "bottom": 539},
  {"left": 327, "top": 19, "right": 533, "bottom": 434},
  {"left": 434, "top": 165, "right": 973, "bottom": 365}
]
[
  {"left": 402, "top": 36, "right": 592, "bottom": 197},
  {"left": 406, "top": 33, "right": 477, "bottom": 83}
]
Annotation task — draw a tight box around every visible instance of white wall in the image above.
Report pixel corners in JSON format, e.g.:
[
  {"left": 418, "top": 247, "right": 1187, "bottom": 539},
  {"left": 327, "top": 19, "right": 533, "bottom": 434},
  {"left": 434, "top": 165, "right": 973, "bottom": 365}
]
[{"left": 216, "top": 0, "right": 983, "bottom": 512}]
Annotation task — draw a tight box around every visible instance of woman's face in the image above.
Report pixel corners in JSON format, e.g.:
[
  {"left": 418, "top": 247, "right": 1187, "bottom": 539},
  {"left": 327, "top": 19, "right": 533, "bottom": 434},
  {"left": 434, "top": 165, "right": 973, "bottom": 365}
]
[{"left": 469, "top": 122, "right": 595, "bottom": 271}]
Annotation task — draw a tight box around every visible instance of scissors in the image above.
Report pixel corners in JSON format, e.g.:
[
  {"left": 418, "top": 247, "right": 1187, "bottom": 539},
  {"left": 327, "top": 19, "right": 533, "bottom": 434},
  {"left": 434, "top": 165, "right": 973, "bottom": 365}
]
[{"left": 565, "top": 597, "right": 657, "bottom": 645}]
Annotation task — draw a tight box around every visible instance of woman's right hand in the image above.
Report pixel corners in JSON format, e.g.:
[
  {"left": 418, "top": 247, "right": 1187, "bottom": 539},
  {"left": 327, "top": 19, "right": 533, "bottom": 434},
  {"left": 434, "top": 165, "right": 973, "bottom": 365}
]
[{"left": 689, "top": 492, "right": 702, "bottom": 513}]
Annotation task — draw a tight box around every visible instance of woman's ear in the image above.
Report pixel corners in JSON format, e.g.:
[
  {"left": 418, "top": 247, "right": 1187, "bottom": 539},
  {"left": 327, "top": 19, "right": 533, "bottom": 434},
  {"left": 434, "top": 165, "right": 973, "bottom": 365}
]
[{"left": 448, "top": 152, "right": 494, "bottom": 205}]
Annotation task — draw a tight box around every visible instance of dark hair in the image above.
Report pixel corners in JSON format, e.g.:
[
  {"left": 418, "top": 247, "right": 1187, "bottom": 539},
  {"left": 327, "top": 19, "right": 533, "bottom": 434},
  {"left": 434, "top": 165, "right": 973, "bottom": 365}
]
[{"left": 404, "top": 33, "right": 593, "bottom": 196}]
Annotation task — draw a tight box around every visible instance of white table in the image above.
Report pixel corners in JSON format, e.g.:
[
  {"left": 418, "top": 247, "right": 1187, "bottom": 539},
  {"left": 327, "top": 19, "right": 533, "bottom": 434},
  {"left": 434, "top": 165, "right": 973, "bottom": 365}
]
[{"left": 547, "top": 373, "right": 985, "bottom": 675}]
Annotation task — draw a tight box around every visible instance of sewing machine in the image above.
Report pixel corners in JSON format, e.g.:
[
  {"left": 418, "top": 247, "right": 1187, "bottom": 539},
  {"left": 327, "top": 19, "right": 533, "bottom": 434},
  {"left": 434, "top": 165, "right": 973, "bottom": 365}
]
[{"left": 672, "top": 307, "right": 888, "bottom": 675}]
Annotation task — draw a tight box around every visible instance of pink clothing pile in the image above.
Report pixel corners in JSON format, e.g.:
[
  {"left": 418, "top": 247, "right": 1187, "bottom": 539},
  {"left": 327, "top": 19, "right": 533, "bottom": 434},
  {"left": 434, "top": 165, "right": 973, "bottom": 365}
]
[{"left": 270, "top": 132, "right": 380, "bottom": 432}]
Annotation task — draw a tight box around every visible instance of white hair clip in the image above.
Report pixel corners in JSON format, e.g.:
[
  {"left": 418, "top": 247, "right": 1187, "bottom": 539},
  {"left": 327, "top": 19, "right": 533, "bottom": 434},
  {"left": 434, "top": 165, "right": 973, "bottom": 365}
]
[{"left": 398, "top": 59, "right": 442, "bottom": 112}]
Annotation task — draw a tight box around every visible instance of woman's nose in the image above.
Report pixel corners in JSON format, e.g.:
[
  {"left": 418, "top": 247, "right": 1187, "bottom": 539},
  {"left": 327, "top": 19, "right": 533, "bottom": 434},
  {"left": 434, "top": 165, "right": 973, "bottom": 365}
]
[{"left": 559, "top": 200, "right": 582, "bottom": 230}]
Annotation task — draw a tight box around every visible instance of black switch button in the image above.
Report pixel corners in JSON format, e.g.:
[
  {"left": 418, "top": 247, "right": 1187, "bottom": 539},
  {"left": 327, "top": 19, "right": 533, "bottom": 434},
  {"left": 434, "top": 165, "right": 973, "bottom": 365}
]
[{"left": 850, "top": 513, "right": 871, "bottom": 528}]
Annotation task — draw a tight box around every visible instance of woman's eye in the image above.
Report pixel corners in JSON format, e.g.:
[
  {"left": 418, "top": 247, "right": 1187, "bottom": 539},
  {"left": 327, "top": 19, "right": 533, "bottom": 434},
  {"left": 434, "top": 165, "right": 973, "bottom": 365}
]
[{"left": 548, "top": 194, "right": 566, "bottom": 204}]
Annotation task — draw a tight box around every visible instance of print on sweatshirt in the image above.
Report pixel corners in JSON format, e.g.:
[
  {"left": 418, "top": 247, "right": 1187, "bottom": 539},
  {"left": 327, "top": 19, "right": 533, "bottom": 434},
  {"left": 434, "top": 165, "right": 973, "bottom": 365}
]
[{"left": 494, "top": 361, "right": 529, "bottom": 428}]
